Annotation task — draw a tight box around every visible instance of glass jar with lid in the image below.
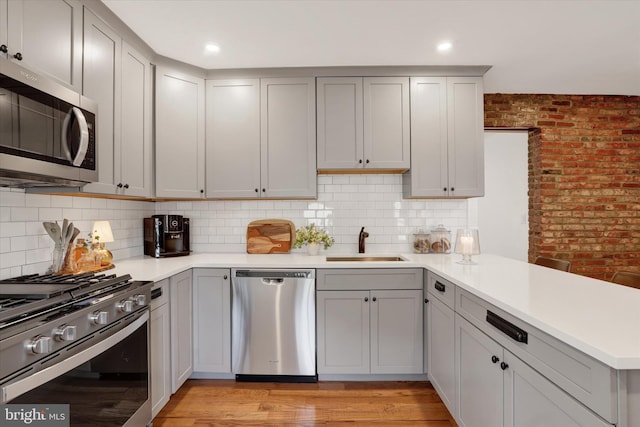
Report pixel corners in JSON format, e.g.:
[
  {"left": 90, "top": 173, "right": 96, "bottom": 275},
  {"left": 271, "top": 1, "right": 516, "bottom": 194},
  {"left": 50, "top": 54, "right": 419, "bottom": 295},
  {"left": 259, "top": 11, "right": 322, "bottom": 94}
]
[
  {"left": 430, "top": 224, "right": 452, "bottom": 253},
  {"left": 412, "top": 229, "right": 430, "bottom": 254}
]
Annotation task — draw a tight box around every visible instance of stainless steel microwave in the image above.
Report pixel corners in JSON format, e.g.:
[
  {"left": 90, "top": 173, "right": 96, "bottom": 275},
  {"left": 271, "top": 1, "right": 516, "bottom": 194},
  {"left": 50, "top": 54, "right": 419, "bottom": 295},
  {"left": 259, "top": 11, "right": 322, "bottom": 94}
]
[{"left": 0, "top": 60, "right": 97, "bottom": 187}]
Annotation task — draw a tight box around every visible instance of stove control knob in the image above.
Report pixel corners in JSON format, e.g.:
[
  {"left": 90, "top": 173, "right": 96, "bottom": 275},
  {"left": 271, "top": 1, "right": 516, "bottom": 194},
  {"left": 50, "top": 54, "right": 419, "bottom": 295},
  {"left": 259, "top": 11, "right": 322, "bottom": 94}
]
[
  {"left": 116, "top": 299, "right": 134, "bottom": 313},
  {"left": 27, "top": 336, "right": 52, "bottom": 355},
  {"left": 54, "top": 325, "right": 77, "bottom": 342},
  {"left": 133, "top": 294, "right": 146, "bottom": 306},
  {"left": 90, "top": 310, "right": 109, "bottom": 325}
]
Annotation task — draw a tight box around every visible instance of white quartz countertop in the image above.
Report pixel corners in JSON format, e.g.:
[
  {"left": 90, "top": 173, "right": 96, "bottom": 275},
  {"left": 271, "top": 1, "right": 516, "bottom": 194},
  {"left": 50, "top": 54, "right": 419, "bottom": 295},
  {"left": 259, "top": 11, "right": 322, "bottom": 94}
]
[{"left": 112, "top": 252, "right": 640, "bottom": 370}]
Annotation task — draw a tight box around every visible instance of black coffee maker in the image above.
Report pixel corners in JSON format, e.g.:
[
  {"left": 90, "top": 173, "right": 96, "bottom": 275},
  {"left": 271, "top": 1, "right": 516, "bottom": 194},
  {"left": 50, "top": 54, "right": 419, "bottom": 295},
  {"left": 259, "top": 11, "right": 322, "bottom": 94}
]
[{"left": 144, "top": 215, "right": 190, "bottom": 257}]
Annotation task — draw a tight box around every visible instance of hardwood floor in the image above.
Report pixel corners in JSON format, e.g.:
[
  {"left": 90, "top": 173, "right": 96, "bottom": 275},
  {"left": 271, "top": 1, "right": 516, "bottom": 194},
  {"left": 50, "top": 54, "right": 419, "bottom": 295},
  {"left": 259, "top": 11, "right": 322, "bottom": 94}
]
[{"left": 153, "top": 380, "right": 457, "bottom": 426}]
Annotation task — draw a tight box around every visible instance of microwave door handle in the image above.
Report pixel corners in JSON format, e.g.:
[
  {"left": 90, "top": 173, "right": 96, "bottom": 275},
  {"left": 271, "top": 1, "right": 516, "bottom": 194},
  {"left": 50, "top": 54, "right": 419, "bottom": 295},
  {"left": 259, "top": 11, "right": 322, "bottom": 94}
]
[{"left": 61, "top": 107, "right": 90, "bottom": 167}]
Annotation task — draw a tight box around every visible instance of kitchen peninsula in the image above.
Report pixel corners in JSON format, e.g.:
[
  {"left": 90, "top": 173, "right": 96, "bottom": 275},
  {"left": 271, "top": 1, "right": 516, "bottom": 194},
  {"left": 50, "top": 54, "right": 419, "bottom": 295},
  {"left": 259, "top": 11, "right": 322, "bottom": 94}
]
[{"left": 113, "top": 252, "right": 640, "bottom": 427}]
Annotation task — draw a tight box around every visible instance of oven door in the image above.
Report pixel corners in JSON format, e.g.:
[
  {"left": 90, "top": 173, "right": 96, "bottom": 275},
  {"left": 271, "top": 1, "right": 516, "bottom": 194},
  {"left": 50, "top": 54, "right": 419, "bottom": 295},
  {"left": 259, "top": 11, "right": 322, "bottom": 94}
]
[{"left": 1, "top": 310, "right": 151, "bottom": 427}]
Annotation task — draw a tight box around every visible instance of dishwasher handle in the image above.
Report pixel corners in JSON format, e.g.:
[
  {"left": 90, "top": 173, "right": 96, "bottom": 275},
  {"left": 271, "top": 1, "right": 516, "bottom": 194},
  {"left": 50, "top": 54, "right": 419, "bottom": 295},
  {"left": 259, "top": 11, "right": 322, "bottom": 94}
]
[
  {"left": 261, "top": 278, "right": 284, "bottom": 286},
  {"left": 234, "top": 270, "right": 314, "bottom": 279}
]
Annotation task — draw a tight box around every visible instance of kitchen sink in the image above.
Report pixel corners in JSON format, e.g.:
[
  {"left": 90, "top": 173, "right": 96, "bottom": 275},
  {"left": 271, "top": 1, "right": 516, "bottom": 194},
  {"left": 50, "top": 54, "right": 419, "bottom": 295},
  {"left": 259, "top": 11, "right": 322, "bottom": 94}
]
[{"left": 326, "top": 256, "right": 408, "bottom": 262}]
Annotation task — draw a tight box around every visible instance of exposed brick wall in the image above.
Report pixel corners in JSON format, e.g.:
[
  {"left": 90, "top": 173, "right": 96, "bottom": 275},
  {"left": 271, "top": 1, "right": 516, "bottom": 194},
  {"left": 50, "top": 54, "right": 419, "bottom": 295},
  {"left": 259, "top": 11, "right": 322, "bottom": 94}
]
[{"left": 484, "top": 94, "right": 640, "bottom": 280}]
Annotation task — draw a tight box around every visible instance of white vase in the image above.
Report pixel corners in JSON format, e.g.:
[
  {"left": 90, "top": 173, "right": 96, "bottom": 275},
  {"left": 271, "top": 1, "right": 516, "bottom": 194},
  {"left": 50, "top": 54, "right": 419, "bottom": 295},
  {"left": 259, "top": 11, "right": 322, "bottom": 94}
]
[{"left": 306, "top": 243, "right": 320, "bottom": 256}]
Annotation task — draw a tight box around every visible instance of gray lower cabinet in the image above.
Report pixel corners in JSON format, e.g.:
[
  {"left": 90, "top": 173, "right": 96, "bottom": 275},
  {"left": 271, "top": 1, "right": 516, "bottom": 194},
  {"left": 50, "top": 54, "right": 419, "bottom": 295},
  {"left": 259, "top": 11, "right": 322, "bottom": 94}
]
[
  {"left": 427, "top": 293, "right": 456, "bottom": 416},
  {"left": 316, "top": 269, "right": 423, "bottom": 375},
  {"left": 150, "top": 279, "right": 171, "bottom": 418},
  {"left": 170, "top": 269, "right": 193, "bottom": 393},
  {"left": 192, "top": 268, "right": 231, "bottom": 374},
  {"left": 456, "top": 314, "right": 610, "bottom": 427}
]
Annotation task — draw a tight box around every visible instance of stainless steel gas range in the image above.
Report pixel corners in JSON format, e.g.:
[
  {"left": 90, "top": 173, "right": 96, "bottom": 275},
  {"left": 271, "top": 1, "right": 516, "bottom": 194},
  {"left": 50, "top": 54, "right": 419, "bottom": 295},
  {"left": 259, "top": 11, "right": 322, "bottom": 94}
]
[{"left": 0, "top": 272, "right": 153, "bottom": 427}]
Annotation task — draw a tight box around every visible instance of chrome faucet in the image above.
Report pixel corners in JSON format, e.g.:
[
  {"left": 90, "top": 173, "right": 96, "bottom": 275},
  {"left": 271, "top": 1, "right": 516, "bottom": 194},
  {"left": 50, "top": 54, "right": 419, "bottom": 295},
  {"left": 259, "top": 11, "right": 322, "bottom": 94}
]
[{"left": 358, "top": 227, "right": 369, "bottom": 253}]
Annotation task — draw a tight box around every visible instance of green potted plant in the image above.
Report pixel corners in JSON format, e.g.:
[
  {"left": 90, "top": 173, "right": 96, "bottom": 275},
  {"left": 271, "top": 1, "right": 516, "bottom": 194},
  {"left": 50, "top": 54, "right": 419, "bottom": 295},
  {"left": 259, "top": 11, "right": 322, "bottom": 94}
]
[{"left": 293, "top": 223, "right": 334, "bottom": 255}]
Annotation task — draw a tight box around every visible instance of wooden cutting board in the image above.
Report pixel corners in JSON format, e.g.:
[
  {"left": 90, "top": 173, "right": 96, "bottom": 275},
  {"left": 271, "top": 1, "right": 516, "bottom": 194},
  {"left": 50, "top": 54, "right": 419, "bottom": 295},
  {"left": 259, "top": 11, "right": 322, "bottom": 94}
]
[{"left": 246, "top": 219, "right": 295, "bottom": 254}]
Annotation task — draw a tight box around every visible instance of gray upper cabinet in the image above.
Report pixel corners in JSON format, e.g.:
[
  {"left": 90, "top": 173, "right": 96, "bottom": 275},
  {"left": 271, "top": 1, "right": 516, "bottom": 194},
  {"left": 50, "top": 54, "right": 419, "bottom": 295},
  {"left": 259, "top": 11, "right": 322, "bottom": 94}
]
[
  {"left": 260, "top": 78, "right": 317, "bottom": 198},
  {"left": 205, "top": 79, "right": 261, "bottom": 198},
  {"left": 317, "top": 77, "right": 410, "bottom": 171},
  {"left": 156, "top": 66, "right": 205, "bottom": 198},
  {"left": 206, "top": 77, "right": 316, "bottom": 199},
  {"left": 119, "top": 41, "right": 152, "bottom": 197},
  {"left": 81, "top": 8, "right": 121, "bottom": 195},
  {"left": 1, "top": 0, "right": 82, "bottom": 91},
  {"left": 403, "top": 76, "right": 484, "bottom": 198}
]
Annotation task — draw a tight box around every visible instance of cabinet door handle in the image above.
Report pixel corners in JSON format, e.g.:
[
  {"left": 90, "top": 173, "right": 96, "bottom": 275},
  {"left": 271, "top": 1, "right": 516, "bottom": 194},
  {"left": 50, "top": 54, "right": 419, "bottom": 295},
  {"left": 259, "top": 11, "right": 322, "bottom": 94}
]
[
  {"left": 424, "top": 298, "right": 429, "bottom": 304},
  {"left": 262, "top": 188, "right": 266, "bottom": 193},
  {"left": 13, "top": 52, "right": 22, "bottom": 61},
  {"left": 200, "top": 189, "right": 204, "bottom": 194},
  {"left": 364, "top": 297, "right": 369, "bottom": 302},
  {"left": 450, "top": 187, "right": 455, "bottom": 192},
  {"left": 359, "top": 159, "right": 363, "bottom": 164},
  {"left": 443, "top": 187, "right": 447, "bottom": 192},
  {"left": 372, "top": 296, "right": 377, "bottom": 302},
  {"left": 434, "top": 281, "right": 446, "bottom": 293},
  {"left": 223, "top": 275, "right": 228, "bottom": 280},
  {"left": 486, "top": 310, "right": 528, "bottom": 344},
  {"left": 365, "top": 159, "right": 370, "bottom": 164},
  {"left": 117, "top": 183, "right": 123, "bottom": 188},
  {"left": 123, "top": 183, "right": 129, "bottom": 189},
  {"left": 0, "top": 45, "right": 7, "bottom": 53},
  {"left": 491, "top": 355, "right": 500, "bottom": 364},
  {"left": 500, "top": 361, "right": 509, "bottom": 371}
]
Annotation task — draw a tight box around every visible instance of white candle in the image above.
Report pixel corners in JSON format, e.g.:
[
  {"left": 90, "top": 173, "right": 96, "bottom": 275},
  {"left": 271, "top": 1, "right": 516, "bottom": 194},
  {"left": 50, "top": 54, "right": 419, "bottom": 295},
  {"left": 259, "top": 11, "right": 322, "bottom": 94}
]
[{"left": 461, "top": 235, "right": 473, "bottom": 255}]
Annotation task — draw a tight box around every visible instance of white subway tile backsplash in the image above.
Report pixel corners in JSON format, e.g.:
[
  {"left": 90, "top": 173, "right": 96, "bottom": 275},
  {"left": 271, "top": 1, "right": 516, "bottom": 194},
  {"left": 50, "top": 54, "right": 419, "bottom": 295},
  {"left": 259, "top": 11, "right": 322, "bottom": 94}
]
[{"left": 1, "top": 174, "right": 473, "bottom": 274}]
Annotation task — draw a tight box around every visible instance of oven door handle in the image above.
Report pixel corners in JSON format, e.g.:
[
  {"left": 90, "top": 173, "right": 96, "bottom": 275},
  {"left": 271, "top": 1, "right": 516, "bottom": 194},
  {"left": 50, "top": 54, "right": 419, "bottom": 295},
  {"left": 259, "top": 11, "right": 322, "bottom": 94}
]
[{"left": 2, "top": 311, "right": 148, "bottom": 403}]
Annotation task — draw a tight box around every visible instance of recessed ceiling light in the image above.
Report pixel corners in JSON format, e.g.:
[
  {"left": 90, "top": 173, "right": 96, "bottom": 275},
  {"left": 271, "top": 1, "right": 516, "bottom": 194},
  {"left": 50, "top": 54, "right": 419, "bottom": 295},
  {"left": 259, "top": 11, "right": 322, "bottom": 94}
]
[
  {"left": 205, "top": 43, "right": 220, "bottom": 53},
  {"left": 437, "top": 41, "right": 452, "bottom": 52}
]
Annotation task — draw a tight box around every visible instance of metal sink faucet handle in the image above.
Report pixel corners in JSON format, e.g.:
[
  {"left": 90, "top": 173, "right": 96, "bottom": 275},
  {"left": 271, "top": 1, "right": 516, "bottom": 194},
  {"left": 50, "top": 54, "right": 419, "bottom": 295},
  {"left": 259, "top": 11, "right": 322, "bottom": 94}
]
[{"left": 359, "top": 227, "right": 369, "bottom": 253}]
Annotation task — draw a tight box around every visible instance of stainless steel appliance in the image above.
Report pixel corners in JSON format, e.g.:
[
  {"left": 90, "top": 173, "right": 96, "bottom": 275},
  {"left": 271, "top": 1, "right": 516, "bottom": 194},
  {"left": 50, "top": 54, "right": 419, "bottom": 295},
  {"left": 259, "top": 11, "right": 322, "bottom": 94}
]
[
  {"left": 0, "top": 272, "right": 153, "bottom": 426},
  {"left": 231, "top": 269, "right": 316, "bottom": 382},
  {"left": 0, "top": 59, "right": 97, "bottom": 187},
  {"left": 144, "top": 215, "right": 190, "bottom": 258}
]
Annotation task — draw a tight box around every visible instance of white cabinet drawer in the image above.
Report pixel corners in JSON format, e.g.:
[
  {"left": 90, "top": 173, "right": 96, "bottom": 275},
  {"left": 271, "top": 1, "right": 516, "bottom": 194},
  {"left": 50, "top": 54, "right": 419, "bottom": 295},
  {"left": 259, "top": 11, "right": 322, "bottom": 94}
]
[
  {"left": 456, "top": 288, "right": 617, "bottom": 424},
  {"left": 427, "top": 272, "right": 455, "bottom": 309},
  {"left": 317, "top": 269, "right": 423, "bottom": 291}
]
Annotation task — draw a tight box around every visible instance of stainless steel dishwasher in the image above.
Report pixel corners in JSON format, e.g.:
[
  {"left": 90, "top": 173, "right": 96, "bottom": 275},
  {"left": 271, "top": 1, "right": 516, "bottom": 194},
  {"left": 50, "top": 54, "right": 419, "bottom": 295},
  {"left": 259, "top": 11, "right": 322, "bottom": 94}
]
[{"left": 231, "top": 269, "right": 316, "bottom": 382}]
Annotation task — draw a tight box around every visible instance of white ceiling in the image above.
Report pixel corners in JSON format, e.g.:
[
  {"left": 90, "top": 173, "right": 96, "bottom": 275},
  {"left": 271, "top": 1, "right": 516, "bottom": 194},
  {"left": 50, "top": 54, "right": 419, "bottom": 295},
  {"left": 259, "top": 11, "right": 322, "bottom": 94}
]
[{"left": 102, "top": 0, "right": 640, "bottom": 95}]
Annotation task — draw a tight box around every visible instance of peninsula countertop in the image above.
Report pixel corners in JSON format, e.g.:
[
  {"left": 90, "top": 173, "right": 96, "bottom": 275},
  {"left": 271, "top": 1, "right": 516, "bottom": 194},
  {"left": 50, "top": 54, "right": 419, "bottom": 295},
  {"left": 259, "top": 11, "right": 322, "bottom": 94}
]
[{"left": 112, "top": 252, "right": 640, "bottom": 370}]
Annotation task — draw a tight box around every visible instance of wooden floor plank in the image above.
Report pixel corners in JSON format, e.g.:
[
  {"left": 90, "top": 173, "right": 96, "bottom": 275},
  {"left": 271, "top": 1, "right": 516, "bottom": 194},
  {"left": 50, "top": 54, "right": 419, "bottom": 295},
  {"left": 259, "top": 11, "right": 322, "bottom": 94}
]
[{"left": 154, "top": 380, "right": 456, "bottom": 426}]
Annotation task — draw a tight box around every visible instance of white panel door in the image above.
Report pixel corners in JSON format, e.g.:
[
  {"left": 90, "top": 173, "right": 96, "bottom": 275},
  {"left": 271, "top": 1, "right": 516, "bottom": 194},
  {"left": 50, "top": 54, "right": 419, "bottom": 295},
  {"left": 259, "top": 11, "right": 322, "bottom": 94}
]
[
  {"left": 155, "top": 67, "right": 205, "bottom": 198},
  {"left": 81, "top": 8, "right": 120, "bottom": 194},
  {"left": 473, "top": 131, "right": 529, "bottom": 261},
  {"left": 406, "top": 77, "right": 448, "bottom": 197},
  {"left": 427, "top": 294, "right": 456, "bottom": 416},
  {"left": 205, "top": 79, "right": 261, "bottom": 198},
  {"left": 456, "top": 314, "right": 503, "bottom": 427},
  {"left": 170, "top": 269, "right": 193, "bottom": 393},
  {"left": 192, "top": 269, "right": 231, "bottom": 373},
  {"left": 260, "top": 77, "right": 316, "bottom": 198},
  {"left": 7, "top": 0, "right": 81, "bottom": 90},
  {"left": 370, "top": 289, "right": 423, "bottom": 374},
  {"left": 317, "top": 77, "right": 363, "bottom": 169},
  {"left": 363, "top": 77, "right": 410, "bottom": 169},
  {"left": 119, "top": 41, "right": 152, "bottom": 197},
  {"left": 317, "top": 291, "right": 370, "bottom": 374},
  {"left": 150, "top": 300, "right": 171, "bottom": 417},
  {"left": 504, "top": 351, "right": 610, "bottom": 427},
  {"left": 447, "top": 77, "right": 484, "bottom": 197}
]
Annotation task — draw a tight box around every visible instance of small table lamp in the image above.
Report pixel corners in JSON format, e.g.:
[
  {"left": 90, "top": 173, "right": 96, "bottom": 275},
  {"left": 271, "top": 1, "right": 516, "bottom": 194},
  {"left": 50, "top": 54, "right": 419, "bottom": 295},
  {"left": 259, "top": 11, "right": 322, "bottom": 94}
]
[
  {"left": 454, "top": 229, "right": 480, "bottom": 264},
  {"left": 92, "top": 220, "right": 114, "bottom": 267}
]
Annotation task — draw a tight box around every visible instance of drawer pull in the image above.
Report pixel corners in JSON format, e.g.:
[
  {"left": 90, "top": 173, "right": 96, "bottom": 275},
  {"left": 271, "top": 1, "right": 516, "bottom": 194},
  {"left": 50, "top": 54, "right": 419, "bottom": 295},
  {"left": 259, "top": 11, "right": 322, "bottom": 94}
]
[
  {"left": 486, "top": 310, "right": 528, "bottom": 344},
  {"left": 434, "top": 281, "right": 446, "bottom": 292},
  {"left": 151, "top": 288, "right": 163, "bottom": 300}
]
